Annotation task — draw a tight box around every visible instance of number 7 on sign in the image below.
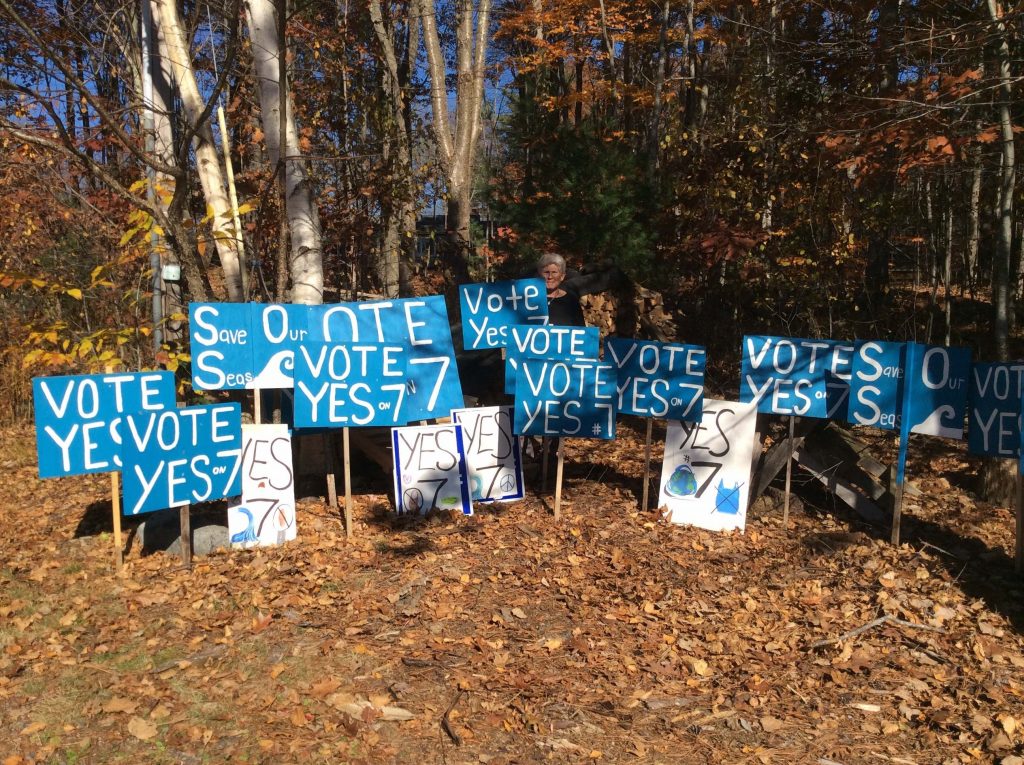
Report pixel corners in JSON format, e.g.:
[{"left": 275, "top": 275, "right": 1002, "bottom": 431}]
[{"left": 409, "top": 356, "right": 450, "bottom": 413}]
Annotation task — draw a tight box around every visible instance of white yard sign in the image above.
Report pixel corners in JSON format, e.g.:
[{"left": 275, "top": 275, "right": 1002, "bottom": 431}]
[
  {"left": 451, "top": 406, "right": 524, "bottom": 502},
  {"left": 659, "top": 399, "right": 757, "bottom": 532},
  {"left": 391, "top": 423, "right": 473, "bottom": 515},
  {"left": 229, "top": 424, "right": 296, "bottom": 548}
]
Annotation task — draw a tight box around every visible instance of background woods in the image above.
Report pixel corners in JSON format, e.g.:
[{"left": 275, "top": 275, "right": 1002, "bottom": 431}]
[{"left": 0, "top": 0, "right": 1021, "bottom": 419}]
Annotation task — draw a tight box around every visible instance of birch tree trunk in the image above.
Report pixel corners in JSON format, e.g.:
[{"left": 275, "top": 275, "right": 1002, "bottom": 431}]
[
  {"left": 418, "top": 0, "right": 492, "bottom": 278},
  {"left": 368, "top": 0, "right": 416, "bottom": 297},
  {"left": 246, "top": 0, "right": 324, "bottom": 305},
  {"left": 151, "top": 0, "right": 244, "bottom": 302}
]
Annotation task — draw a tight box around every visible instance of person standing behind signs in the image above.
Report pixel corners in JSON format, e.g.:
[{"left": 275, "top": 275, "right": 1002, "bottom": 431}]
[{"left": 537, "top": 253, "right": 586, "bottom": 327}]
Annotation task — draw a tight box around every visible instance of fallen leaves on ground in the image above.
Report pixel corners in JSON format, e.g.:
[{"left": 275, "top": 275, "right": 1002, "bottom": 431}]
[{"left": 0, "top": 422, "right": 1022, "bottom": 764}]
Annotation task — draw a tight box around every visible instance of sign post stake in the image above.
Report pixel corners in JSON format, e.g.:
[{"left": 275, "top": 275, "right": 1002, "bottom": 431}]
[
  {"left": 553, "top": 438, "right": 565, "bottom": 521},
  {"left": 783, "top": 415, "right": 795, "bottom": 527},
  {"left": 111, "top": 472, "right": 123, "bottom": 572},
  {"left": 324, "top": 433, "right": 338, "bottom": 510},
  {"left": 641, "top": 419, "right": 654, "bottom": 512},
  {"left": 1016, "top": 464, "right": 1023, "bottom": 575},
  {"left": 253, "top": 388, "right": 262, "bottom": 425},
  {"left": 342, "top": 427, "right": 353, "bottom": 538},
  {"left": 541, "top": 437, "right": 551, "bottom": 492},
  {"left": 179, "top": 504, "right": 192, "bottom": 569},
  {"left": 891, "top": 433, "right": 906, "bottom": 545}
]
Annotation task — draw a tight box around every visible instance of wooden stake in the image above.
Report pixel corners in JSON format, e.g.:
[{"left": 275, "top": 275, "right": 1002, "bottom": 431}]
[
  {"left": 891, "top": 434, "right": 905, "bottom": 546},
  {"left": 179, "top": 504, "right": 192, "bottom": 569},
  {"left": 343, "top": 427, "right": 353, "bottom": 539},
  {"left": 324, "top": 432, "right": 338, "bottom": 510},
  {"left": 641, "top": 419, "right": 654, "bottom": 512},
  {"left": 553, "top": 439, "right": 565, "bottom": 521},
  {"left": 783, "top": 415, "right": 795, "bottom": 527},
  {"left": 1015, "top": 467, "right": 1023, "bottom": 575},
  {"left": 111, "top": 472, "right": 123, "bottom": 572},
  {"left": 253, "top": 388, "right": 262, "bottom": 425},
  {"left": 541, "top": 437, "right": 551, "bottom": 492}
]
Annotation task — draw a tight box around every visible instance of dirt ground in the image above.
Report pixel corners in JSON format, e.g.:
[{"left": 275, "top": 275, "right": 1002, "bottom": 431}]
[{"left": 1, "top": 419, "right": 1023, "bottom": 765}]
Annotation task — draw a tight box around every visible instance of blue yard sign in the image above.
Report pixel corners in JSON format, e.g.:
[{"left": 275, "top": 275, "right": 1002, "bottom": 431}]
[
  {"left": 292, "top": 342, "right": 409, "bottom": 428},
  {"left": 903, "top": 343, "right": 971, "bottom": 439},
  {"left": 189, "top": 302, "right": 322, "bottom": 390},
  {"left": 121, "top": 403, "right": 242, "bottom": 515},
  {"left": 513, "top": 359, "right": 618, "bottom": 439},
  {"left": 740, "top": 336, "right": 827, "bottom": 417},
  {"left": 308, "top": 296, "right": 463, "bottom": 420},
  {"left": 847, "top": 341, "right": 906, "bottom": 431},
  {"left": 459, "top": 278, "right": 547, "bottom": 350},
  {"left": 504, "top": 324, "right": 599, "bottom": 394},
  {"left": 605, "top": 338, "right": 705, "bottom": 421},
  {"left": 190, "top": 302, "right": 256, "bottom": 390},
  {"left": 33, "top": 371, "right": 176, "bottom": 478},
  {"left": 968, "top": 362, "right": 1024, "bottom": 458}
]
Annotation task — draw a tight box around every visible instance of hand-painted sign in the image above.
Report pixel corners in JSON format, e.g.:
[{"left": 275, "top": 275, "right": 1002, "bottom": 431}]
[
  {"left": 391, "top": 424, "right": 473, "bottom": 515},
  {"left": 968, "top": 362, "right": 1024, "bottom": 458},
  {"left": 658, "top": 399, "right": 757, "bottom": 532},
  {"left": 451, "top": 406, "right": 524, "bottom": 502},
  {"left": 33, "top": 371, "right": 176, "bottom": 478},
  {"left": 504, "top": 324, "right": 599, "bottom": 394},
  {"left": 228, "top": 424, "right": 296, "bottom": 548},
  {"left": 460, "top": 279, "right": 547, "bottom": 350},
  {"left": 293, "top": 342, "right": 408, "bottom": 428},
  {"left": 741, "top": 336, "right": 853, "bottom": 418},
  {"left": 308, "top": 296, "right": 463, "bottom": 420},
  {"left": 848, "top": 341, "right": 906, "bottom": 430},
  {"left": 121, "top": 403, "right": 242, "bottom": 515},
  {"left": 513, "top": 359, "right": 617, "bottom": 439},
  {"left": 605, "top": 339, "right": 705, "bottom": 420},
  {"left": 190, "top": 302, "right": 311, "bottom": 390},
  {"left": 903, "top": 343, "right": 970, "bottom": 439}
]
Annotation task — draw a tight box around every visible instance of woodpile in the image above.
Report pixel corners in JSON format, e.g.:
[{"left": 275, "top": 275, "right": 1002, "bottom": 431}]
[{"left": 582, "top": 284, "right": 677, "bottom": 341}]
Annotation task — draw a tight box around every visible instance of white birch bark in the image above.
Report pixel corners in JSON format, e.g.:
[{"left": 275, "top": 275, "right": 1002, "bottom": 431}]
[
  {"left": 246, "top": 0, "right": 324, "bottom": 305},
  {"left": 151, "top": 0, "right": 243, "bottom": 302}
]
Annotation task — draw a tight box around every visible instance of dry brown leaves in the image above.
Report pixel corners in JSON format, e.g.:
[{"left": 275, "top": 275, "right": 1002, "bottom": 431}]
[{"left": 0, "top": 422, "right": 1022, "bottom": 764}]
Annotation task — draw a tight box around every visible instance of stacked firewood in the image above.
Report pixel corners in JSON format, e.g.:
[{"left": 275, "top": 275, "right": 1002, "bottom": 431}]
[{"left": 582, "top": 284, "right": 677, "bottom": 341}]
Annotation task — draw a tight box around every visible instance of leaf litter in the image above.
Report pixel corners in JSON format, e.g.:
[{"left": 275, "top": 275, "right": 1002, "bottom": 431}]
[{"left": 0, "top": 421, "right": 1022, "bottom": 763}]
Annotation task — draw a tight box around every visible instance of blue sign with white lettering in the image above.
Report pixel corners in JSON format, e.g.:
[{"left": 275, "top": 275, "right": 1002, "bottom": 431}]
[
  {"left": 902, "top": 343, "right": 970, "bottom": 439},
  {"left": 967, "top": 362, "right": 1024, "bottom": 458},
  {"left": 121, "top": 403, "right": 242, "bottom": 515},
  {"left": 847, "top": 341, "right": 906, "bottom": 431},
  {"left": 33, "top": 371, "right": 176, "bottom": 478},
  {"left": 504, "top": 324, "right": 600, "bottom": 394},
  {"left": 460, "top": 278, "right": 547, "bottom": 350},
  {"left": 190, "top": 302, "right": 256, "bottom": 390},
  {"left": 293, "top": 343, "right": 409, "bottom": 428},
  {"left": 740, "top": 336, "right": 828, "bottom": 417},
  {"left": 308, "top": 297, "right": 463, "bottom": 420},
  {"left": 513, "top": 359, "right": 617, "bottom": 439},
  {"left": 605, "top": 339, "right": 705, "bottom": 421}
]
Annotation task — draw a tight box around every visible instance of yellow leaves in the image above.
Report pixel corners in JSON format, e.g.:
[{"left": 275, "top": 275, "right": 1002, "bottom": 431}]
[{"left": 65, "top": 288, "right": 82, "bottom": 300}]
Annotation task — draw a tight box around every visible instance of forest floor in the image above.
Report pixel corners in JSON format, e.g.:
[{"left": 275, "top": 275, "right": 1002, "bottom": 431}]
[{"left": 1, "top": 418, "right": 1023, "bottom": 765}]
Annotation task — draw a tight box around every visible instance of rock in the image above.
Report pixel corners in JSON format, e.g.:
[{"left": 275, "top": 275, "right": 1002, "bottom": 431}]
[{"left": 138, "top": 508, "right": 228, "bottom": 558}]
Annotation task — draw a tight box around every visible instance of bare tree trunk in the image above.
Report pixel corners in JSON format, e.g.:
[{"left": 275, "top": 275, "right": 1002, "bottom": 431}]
[
  {"left": 152, "top": 0, "right": 244, "bottom": 302},
  {"left": 368, "top": 0, "right": 416, "bottom": 297},
  {"left": 966, "top": 140, "right": 982, "bottom": 297},
  {"left": 246, "top": 0, "right": 324, "bottom": 305},
  {"left": 979, "top": 0, "right": 1017, "bottom": 505},
  {"left": 418, "top": 0, "right": 491, "bottom": 278}
]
